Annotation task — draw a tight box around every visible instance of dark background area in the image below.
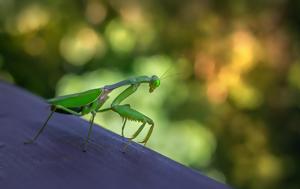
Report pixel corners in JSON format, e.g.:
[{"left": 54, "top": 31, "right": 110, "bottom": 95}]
[{"left": 1, "top": 0, "right": 300, "bottom": 189}]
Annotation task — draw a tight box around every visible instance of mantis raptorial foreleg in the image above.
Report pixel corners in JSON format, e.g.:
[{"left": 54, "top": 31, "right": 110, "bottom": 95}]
[
  {"left": 138, "top": 124, "right": 154, "bottom": 144},
  {"left": 122, "top": 122, "right": 146, "bottom": 151},
  {"left": 111, "top": 84, "right": 155, "bottom": 147},
  {"left": 128, "top": 122, "right": 146, "bottom": 140}
]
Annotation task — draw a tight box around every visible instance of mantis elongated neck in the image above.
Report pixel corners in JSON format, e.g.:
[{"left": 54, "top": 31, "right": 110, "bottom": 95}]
[{"left": 103, "top": 76, "right": 151, "bottom": 91}]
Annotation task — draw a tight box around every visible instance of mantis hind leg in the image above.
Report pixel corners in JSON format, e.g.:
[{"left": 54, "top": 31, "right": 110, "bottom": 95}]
[
  {"left": 24, "top": 106, "right": 56, "bottom": 144},
  {"left": 82, "top": 112, "right": 96, "bottom": 152}
]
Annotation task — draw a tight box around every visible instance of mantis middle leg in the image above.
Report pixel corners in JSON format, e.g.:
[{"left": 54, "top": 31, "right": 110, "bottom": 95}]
[
  {"left": 24, "top": 105, "right": 82, "bottom": 144},
  {"left": 24, "top": 107, "right": 56, "bottom": 144},
  {"left": 82, "top": 111, "right": 96, "bottom": 152}
]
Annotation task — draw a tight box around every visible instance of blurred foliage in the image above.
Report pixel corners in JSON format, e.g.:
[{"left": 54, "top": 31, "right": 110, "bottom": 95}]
[{"left": 1, "top": 0, "right": 300, "bottom": 188}]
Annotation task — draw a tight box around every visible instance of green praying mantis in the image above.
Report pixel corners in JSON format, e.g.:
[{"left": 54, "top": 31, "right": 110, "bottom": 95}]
[{"left": 24, "top": 75, "right": 161, "bottom": 152}]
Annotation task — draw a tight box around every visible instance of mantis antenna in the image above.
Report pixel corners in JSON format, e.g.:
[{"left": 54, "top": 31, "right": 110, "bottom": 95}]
[
  {"left": 160, "top": 72, "right": 183, "bottom": 80},
  {"left": 159, "top": 65, "right": 173, "bottom": 79},
  {"left": 159, "top": 64, "right": 183, "bottom": 80}
]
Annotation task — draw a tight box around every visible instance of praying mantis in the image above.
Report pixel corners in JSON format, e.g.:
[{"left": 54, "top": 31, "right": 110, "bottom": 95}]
[{"left": 24, "top": 75, "right": 160, "bottom": 152}]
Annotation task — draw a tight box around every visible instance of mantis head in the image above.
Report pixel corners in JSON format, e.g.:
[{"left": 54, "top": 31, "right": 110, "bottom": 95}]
[{"left": 149, "top": 75, "right": 160, "bottom": 93}]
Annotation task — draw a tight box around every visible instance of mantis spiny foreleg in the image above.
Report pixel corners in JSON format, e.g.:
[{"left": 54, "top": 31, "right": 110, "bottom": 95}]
[
  {"left": 138, "top": 123, "right": 154, "bottom": 144},
  {"left": 110, "top": 84, "right": 155, "bottom": 146}
]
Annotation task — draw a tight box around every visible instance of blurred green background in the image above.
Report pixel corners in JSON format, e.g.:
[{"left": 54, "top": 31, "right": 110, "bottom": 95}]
[{"left": 1, "top": 0, "right": 300, "bottom": 188}]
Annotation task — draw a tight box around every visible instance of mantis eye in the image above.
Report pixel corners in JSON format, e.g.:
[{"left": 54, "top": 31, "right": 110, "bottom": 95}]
[
  {"left": 149, "top": 78, "right": 160, "bottom": 93},
  {"left": 154, "top": 79, "right": 160, "bottom": 87}
]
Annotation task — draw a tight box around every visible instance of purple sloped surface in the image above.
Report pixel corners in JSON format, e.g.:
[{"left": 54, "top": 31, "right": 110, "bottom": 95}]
[{"left": 0, "top": 81, "right": 231, "bottom": 189}]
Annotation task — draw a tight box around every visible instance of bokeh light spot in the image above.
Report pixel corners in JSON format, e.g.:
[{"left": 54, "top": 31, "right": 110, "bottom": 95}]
[
  {"left": 133, "top": 54, "right": 173, "bottom": 76},
  {"left": 153, "top": 120, "right": 216, "bottom": 167},
  {"left": 16, "top": 4, "right": 49, "bottom": 34},
  {"left": 230, "top": 30, "right": 258, "bottom": 73},
  {"left": 257, "top": 154, "right": 283, "bottom": 182},
  {"left": 105, "top": 20, "right": 136, "bottom": 54},
  {"left": 85, "top": 0, "right": 107, "bottom": 25},
  {"left": 229, "top": 81, "right": 263, "bottom": 109},
  {"left": 206, "top": 80, "right": 228, "bottom": 104},
  {"left": 60, "top": 27, "right": 106, "bottom": 65}
]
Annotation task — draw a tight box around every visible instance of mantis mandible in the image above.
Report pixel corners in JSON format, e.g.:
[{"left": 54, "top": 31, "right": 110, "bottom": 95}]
[{"left": 24, "top": 75, "right": 160, "bottom": 151}]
